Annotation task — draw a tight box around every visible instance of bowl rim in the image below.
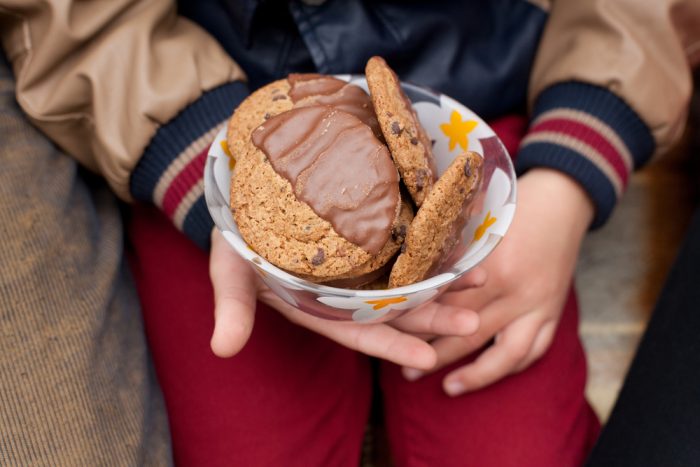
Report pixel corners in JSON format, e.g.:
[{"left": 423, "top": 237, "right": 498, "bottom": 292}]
[{"left": 205, "top": 77, "right": 517, "bottom": 299}]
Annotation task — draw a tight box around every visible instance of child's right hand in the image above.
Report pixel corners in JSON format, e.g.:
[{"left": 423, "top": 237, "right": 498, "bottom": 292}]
[{"left": 209, "top": 228, "right": 485, "bottom": 369}]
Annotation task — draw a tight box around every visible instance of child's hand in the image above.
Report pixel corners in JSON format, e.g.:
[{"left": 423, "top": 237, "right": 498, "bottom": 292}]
[
  {"left": 401, "top": 169, "right": 594, "bottom": 395},
  {"left": 209, "top": 229, "right": 485, "bottom": 370}
]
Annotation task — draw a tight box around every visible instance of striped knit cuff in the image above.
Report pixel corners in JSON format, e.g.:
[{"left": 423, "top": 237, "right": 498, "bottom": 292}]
[
  {"left": 517, "top": 82, "right": 655, "bottom": 228},
  {"left": 130, "top": 81, "right": 248, "bottom": 249}
]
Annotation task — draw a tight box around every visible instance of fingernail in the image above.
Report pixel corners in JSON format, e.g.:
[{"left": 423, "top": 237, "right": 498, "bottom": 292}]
[
  {"left": 444, "top": 380, "right": 465, "bottom": 396},
  {"left": 402, "top": 368, "right": 423, "bottom": 381}
]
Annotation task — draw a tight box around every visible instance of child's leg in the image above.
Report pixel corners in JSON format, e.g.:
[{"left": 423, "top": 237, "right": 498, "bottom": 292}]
[
  {"left": 127, "top": 205, "right": 372, "bottom": 466},
  {"left": 380, "top": 288, "right": 600, "bottom": 467}
]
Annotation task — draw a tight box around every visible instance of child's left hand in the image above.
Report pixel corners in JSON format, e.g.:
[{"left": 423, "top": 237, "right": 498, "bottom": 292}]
[{"left": 401, "top": 168, "right": 595, "bottom": 396}]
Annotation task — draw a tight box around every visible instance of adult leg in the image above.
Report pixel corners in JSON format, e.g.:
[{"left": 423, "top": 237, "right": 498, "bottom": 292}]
[
  {"left": 0, "top": 59, "right": 171, "bottom": 464},
  {"left": 380, "top": 288, "right": 600, "bottom": 467},
  {"left": 127, "top": 205, "right": 373, "bottom": 466},
  {"left": 586, "top": 208, "right": 700, "bottom": 466}
]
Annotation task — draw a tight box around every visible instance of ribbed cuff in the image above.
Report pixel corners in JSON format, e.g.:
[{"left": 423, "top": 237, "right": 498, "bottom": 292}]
[
  {"left": 517, "top": 82, "right": 654, "bottom": 228},
  {"left": 131, "top": 81, "right": 248, "bottom": 249}
]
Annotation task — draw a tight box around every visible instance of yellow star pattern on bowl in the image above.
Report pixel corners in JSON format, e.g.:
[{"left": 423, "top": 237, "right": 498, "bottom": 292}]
[
  {"left": 220, "top": 140, "right": 236, "bottom": 170},
  {"left": 364, "top": 296, "right": 408, "bottom": 311},
  {"left": 473, "top": 211, "right": 497, "bottom": 241},
  {"left": 440, "top": 110, "right": 478, "bottom": 151}
]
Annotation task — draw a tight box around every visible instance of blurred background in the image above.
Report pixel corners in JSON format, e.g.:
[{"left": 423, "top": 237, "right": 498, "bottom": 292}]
[{"left": 578, "top": 77, "right": 699, "bottom": 421}]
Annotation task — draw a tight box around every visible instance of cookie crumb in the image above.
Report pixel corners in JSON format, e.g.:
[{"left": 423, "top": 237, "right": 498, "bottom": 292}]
[{"left": 311, "top": 248, "right": 325, "bottom": 266}]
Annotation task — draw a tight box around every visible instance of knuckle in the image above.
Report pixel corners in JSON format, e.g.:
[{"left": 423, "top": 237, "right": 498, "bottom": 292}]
[{"left": 509, "top": 340, "right": 531, "bottom": 362}]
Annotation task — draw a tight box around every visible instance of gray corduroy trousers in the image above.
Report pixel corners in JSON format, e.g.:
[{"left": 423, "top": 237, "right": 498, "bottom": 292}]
[{"left": 0, "top": 59, "right": 172, "bottom": 465}]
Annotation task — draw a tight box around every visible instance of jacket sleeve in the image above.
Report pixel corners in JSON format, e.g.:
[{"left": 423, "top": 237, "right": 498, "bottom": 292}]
[
  {"left": 519, "top": 0, "right": 698, "bottom": 228},
  {"left": 0, "top": 0, "right": 249, "bottom": 248}
]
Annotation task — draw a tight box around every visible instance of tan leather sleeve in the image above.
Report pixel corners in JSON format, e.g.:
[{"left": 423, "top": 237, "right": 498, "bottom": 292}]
[
  {"left": 530, "top": 0, "right": 699, "bottom": 155},
  {"left": 0, "top": 0, "right": 245, "bottom": 199}
]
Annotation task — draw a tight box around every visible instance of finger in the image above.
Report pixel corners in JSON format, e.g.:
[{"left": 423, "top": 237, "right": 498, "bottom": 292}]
[
  {"left": 513, "top": 319, "right": 557, "bottom": 373},
  {"left": 267, "top": 294, "right": 438, "bottom": 370},
  {"left": 351, "top": 322, "right": 438, "bottom": 370},
  {"left": 209, "top": 229, "right": 258, "bottom": 358},
  {"left": 439, "top": 281, "right": 501, "bottom": 311},
  {"left": 400, "top": 297, "right": 514, "bottom": 380},
  {"left": 442, "top": 313, "right": 543, "bottom": 395},
  {"left": 391, "top": 302, "right": 479, "bottom": 337},
  {"left": 427, "top": 297, "right": 518, "bottom": 372},
  {"left": 446, "top": 266, "right": 488, "bottom": 292}
]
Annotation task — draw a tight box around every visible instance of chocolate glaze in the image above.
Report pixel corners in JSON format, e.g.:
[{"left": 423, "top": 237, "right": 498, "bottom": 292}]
[
  {"left": 288, "top": 74, "right": 381, "bottom": 138},
  {"left": 252, "top": 106, "right": 399, "bottom": 254},
  {"left": 288, "top": 74, "right": 346, "bottom": 101}
]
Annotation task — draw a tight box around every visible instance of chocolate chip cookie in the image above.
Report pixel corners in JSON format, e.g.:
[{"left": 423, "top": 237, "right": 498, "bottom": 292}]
[
  {"left": 231, "top": 105, "right": 403, "bottom": 279},
  {"left": 366, "top": 56, "right": 437, "bottom": 207},
  {"left": 388, "top": 152, "right": 483, "bottom": 288}
]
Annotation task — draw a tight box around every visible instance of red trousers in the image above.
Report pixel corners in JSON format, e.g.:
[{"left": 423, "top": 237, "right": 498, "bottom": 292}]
[{"left": 127, "top": 116, "right": 599, "bottom": 466}]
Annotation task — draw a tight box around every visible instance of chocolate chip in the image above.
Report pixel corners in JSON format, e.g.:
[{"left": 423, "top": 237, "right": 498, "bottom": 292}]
[
  {"left": 392, "top": 224, "right": 407, "bottom": 242},
  {"left": 398, "top": 224, "right": 407, "bottom": 238},
  {"left": 431, "top": 139, "right": 436, "bottom": 147},
  {"left": 272, "top": 94, "right": 287, "bottom": 101},
  {"left": 311, "top": 248, "right": 325, "bottom": 266},
  {"left": 400, "top": 243, "right": 407, "bottom": 253},
  {"left": 410, "top": 137, "right": 419, "bottom": 145},
  {"left": 264, "top": 113, "right": 271, "bottom": 120},
  {"left": 386, "top": 111, "right": 393, "bottom": 117},
  {"left": 415, "top": 169, "right": 428, "bottom": 190},
  {"left": 464, "top": 162, "right": 473, "bottom": 178},
  {"left": 391, "top": 121, "right": 402, "bottom": 135}
]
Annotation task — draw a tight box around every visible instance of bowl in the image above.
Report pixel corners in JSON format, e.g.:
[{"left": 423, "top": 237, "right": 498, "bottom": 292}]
[{"left": 204, "top": 75, "right": 516, "bottom": 323}]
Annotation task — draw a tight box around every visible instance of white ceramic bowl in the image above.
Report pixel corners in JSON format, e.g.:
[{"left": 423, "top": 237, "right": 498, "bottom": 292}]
[{"left": 204, "top": 75, "right": 516, "bottom": 323}]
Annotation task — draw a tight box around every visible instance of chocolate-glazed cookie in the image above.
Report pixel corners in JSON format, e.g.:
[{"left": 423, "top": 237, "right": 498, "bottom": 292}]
[
  {"left": 365, "top": 56, "right": 438, "bottom": 207},
  {"left": 226, "top": 79, "right": 293, "bottom": 167},
  {"left": 288, "top": 74, "right": 382, "bottom": 139},
  {"left": 232, "top": 105, "right": 402, "bottom": 279},
  {"left": 227, "top": 74, "right": 380, "bottom": 165},
  {"left": 298, "top": 197, "right": 414, "bottom": 287},
  {"left": 388, "top": 152, "right": 483, "bottom": 288}
]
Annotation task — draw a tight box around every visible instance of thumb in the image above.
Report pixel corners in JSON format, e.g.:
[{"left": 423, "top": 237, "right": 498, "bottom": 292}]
[{"left": 209, "top": 229, "right": 258, "bottom": 358}]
